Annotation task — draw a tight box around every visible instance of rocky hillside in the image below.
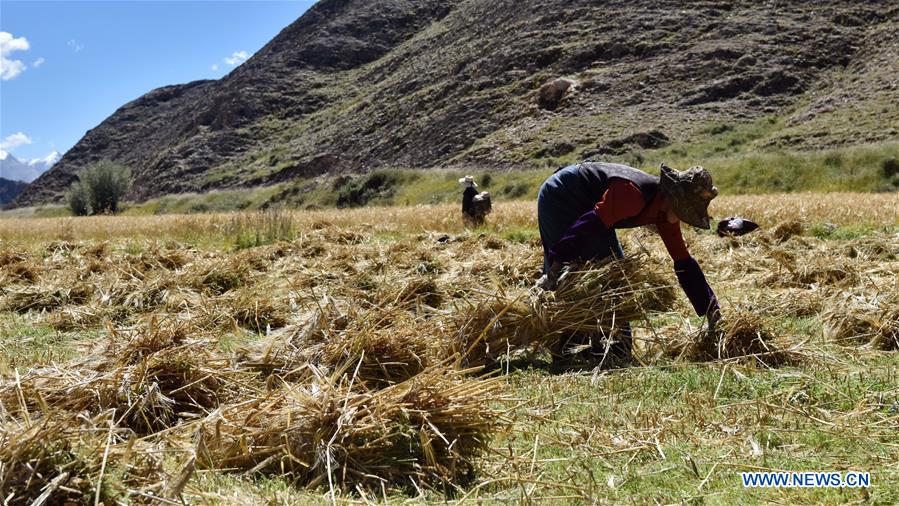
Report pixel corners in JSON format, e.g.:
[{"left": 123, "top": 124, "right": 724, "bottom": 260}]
[
  {"left": 0, "top": 178, "right": 29, "bottom": 205},
  {"left": 13, "top": 0, "right": 899, "bottom": 207}
]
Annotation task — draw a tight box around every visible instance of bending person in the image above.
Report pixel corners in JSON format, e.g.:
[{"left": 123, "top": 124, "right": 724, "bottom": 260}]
[{"left": 536, "top": 162, "right": 721, "bottom": 360}]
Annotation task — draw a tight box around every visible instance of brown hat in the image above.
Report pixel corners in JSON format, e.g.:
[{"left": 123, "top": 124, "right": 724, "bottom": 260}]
[{"left": 659, "top": 163, "right": 718, "bottom": 229}]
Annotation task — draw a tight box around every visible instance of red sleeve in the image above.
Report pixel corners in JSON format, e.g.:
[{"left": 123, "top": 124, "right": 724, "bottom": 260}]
[
  {"left": 658, "top": 220, "right": 690, "bottom": 261},
  {"left": 594, "top": 180, "right": 645, "bottom": 228}
]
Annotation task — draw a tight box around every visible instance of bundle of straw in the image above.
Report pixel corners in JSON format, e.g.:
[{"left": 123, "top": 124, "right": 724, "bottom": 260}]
[
  {"left": 2, "top": 320, "right": 244, "bottom": 434},
  {"left": 540, "top": 257, "right": 677, "bottom": 331},
  {"left": 223, "top": 286, "right": 291, "bottom": 333},
  {"left": 182, "top": 258, "right": 249, "bottom": 295},
  {"left": 0, "top": 280, "right": 93, "bottom": 313},
  {"left": 0, "top": 418, "right": 101, "bottom": 503},
  {"left": 452, "top": 257, "right": 676, "bottom": 365},
  {"left": 196, "top": 366, "right": 506, "bottom": 491},
  {"left": 1, "top": 345, "right": 233, "bottom": 435},
  {"left": 0, "top": 414, "right": 168, "bottom": 504},
  {"left": 318, "top": 324, "right": 438, "bottom": 389},
  {"left": 379, "top": 275, "right": 443, "bottom": 308},
  {"left": 823, "top": 293, "right": 899, "bottom": 350},
  {"left": 450, "top": 293, "right": 539, "bottom": 366},
  {"left": 689, "top": 311, "right": 790, "bottom": 366}
]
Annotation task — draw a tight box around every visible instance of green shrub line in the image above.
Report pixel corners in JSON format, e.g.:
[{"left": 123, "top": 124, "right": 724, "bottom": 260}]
[{"left": 12, "top": 141, "right": 899, "bottom": 218}]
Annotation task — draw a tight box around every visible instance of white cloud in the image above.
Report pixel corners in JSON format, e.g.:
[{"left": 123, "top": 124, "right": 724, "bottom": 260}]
[
  {"left": 211, "top": 63, "right": 219, "bottom": 71},
  {"left": 0, "top": 132, "right": 33, "bottom": 151},
  {"left": 33, "top": 57, "right": 45, "bottom": 68},
  {"left": 224, "top": 50, "right": 249, "bottom": 66},
  {"left": 67, "top": 39, "right": 84, "bottom": 52},
  {"left": 0, "top": 31, "right": 30, "bottom": 80}
]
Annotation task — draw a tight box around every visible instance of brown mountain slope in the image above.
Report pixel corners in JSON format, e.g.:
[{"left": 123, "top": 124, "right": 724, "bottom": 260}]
[{"left": 13, "top": 0, "right": 899, "bottom": 207}]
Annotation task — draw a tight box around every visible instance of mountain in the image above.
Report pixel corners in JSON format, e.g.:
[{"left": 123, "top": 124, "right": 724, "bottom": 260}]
[
  {"left": 0, "top": 150, "right": 59, "bottom": 183},
  {"left": 12, "top": 0, "right": 899, "bottom": 207},
  {"left": 0, "top": 177, "right": 29, "bottom": 205},
  {"left": 28, "top": 151, "right": 61, "bottom": 175}
]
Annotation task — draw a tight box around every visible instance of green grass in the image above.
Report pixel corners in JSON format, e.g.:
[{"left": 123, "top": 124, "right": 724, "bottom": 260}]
[
  {"left": 0, "top": 315, "right": 86, "bottom": 368},
  {"left": 122, "top": 187, "right": 282, "bottom": 216},
  {"left": 4, "top": 139, "right": 896, "bottom": 221},
  {"left": 487, "top": 356, "right": 898, "bottom": 504}
]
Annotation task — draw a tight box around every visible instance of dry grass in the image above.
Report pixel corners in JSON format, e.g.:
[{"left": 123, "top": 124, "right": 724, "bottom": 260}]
[{"left": 0, "top": 194, "right": 897, "bottom": 502}]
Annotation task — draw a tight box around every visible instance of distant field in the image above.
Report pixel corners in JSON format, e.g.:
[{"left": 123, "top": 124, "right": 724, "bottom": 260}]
[
  {"left": 5, "top": 140, "right": 898, "bottom": 218},
  {"left": 1, "top": 195, "right": 897, "bottom": 504}
]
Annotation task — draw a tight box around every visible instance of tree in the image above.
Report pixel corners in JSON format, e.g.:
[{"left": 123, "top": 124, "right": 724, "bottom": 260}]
[
  {"left": 67, "top": 180, "right": 90, "bottom": 216},
  {"left": 66, "top": 161, "right": 133, "bottom": 215}
]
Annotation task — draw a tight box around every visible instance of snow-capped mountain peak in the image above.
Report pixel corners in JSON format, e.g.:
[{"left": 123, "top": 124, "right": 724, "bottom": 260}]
[
  {"left": 28, "top": 151, "right": 61, "bottom": 167},
  {"left": 0, "top": 150, "right": 60, "bottom": 182}
]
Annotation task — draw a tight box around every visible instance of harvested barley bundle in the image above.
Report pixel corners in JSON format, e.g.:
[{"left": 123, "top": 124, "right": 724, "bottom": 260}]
[
  {"left": 0, "top": 414, "right": 168, "bottom": 504},
  {"left": 125, "top": 244, "right": 193, "bottom": 273},
  {"left": 450, "top": 293, "right": 539, "bottom": 366},
  {"left": 769, "top": 220, "right": 804, "bottom": 242},
  {"left": 380, "top": 275, "right": 443, "bottom": 308},
  {"left": 763, "top": 250, "right": 861, "bottom": 289},
  {"left": 43, "top": 305, "right": 121, "bottom": 331},
  {"left": 182, "top": 258, "right": 250, "bottom": 295},
  {"left": 746, "top": 289, "right": 825, "bottom": 318},
  {"left": 238, "top": 297, "right": 351, "bottom": 378},
  {"left": 452, "top": 257, "right": 676, "bottom": 365},
  {"left": 0, "top": 418, "right": 102, "bottom": 503},
  {"left": 223, "top": 286, "right": 292, "bottom": 333},
  {"left": 109, "top": 346, "right": 230, "bottom": 433},
  {"left": 823, "top": 293, "right": 899, "bottom": 350},
  {"left": 318, "top": 319, "right": 439, "bottom": 388},
  {"left": 196, "top": 367, "right": 506, "bottom": 491},
  {"left": 791, "top": 258, "right": 860, "bottom": 288},
  {"left": 105, "top": 318, "right": 195, "bottom": 367},
  {"left": 0, "top": 249, "right": 29, "bottom": 267},
  {"left": 0, "top": 261, "right": 39, "bottom": 284},
  {"left": 0, "top": 280, "right": 93, "bottom": 313},
  {"left": 845, "top": 236, "right": 898, "bottom": 261},
  {"left": 689, "top": 311, "right": 790, "bottom": 366},
  {"left": 2, "top": 342, "right": 236, "bottom": 434},
  {"left": 544, "top": 257, "right": 677, "bottom": 326},
  {"left": 97, "top": 271, "right": 177, "bottom": 311}
]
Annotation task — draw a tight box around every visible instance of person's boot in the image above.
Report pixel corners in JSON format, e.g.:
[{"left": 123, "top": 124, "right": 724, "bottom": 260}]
[
  {"left": 590, "top": 324, "right": 634, "bottom": 369},
  {"left": 549, "top": 333, "right": 592, "bottom": 372}
]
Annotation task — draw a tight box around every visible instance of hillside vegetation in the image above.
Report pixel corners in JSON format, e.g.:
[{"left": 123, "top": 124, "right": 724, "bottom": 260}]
[{"left": 12, "top": 0, "right": 899, "bottom": 207}]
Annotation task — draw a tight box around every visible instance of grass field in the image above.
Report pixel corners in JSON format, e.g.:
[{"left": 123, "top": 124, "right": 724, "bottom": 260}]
[{"left": 1, "top": 194, "right": 897, "bottom": 504}]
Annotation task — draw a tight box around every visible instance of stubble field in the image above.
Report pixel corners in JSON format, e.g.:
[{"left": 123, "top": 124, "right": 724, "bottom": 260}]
[{"left": 1, "top": 193, "right": 897, "bottom": 504}]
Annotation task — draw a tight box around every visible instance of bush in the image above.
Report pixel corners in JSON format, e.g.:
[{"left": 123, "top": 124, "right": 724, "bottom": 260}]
[
  {"left": 67, "top": 161, "right": 132, "bottom": 215},
  {"left": 335, "top": 171, "right": 416, "bottom": 208},
  {"left": 67, "top": 181, "right": 90, "bottom": 216},
  {"left": 881, "top": 157, "right": 899, "bottom": 178}
]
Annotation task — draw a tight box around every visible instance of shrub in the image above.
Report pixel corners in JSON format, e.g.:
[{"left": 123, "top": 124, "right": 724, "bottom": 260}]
[
  {"left": 335, "top": 171, "right": 417, "bottom": 208},
  {"left": 67, "top": 181, "right": 90, "bottom": 216},
  {"left": 67, "top": 161, "right": 133, "bottom": 215},
  {"left": 881, "top": 157, "right": 899, "bottom": 178}
]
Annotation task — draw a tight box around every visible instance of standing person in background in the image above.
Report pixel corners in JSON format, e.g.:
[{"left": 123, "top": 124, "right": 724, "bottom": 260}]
[
  {"left": 459, "top": 175, "right": 491, "bottom": 226},
  {"left": 535, "top": 162, "right": 722, "bottom": 364}
]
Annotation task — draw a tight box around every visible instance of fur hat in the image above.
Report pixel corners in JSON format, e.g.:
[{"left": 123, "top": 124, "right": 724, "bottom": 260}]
[
  {"left": 458, "top": 175, "right": 477, "bottom": 188},
  {"left": 659, "top": 163, "right": 718, "bottom": 229}
]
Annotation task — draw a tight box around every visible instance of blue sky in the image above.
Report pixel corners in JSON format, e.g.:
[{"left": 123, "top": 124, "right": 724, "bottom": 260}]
[{"left": 0, "top": 0, "right": 314, "bottom": 164}]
